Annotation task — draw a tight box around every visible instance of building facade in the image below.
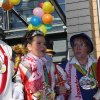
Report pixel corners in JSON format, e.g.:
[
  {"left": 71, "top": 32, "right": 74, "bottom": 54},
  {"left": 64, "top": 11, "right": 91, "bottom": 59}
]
[{"left": 65, "top": 0, "right": 100, "bottom": 58}]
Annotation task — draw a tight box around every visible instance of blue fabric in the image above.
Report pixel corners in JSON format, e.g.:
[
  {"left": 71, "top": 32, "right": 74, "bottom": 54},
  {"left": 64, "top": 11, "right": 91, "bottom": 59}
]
[
  {"left": 59, "top": 60, "right": 68, "bottom": 69},
  {"left": 77, "top": 71, "right": 98, "bottom": 100}
]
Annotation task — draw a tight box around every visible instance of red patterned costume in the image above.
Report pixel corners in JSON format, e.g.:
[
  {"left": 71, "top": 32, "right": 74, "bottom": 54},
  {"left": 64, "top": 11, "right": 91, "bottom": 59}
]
[
  {"left": 45, "top": 52, "right": 69, "bottom": 100},
  {"left": 13, "top": 52, "right": 54, "bottom": 100},
  {"left": 0, "top": 40, "right": 13, "bottom": 100}
]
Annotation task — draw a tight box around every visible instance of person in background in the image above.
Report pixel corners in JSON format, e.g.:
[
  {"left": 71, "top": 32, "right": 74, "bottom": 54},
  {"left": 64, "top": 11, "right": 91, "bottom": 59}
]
[
  {"left": 46, "top": 49, "right": 56, "bottom": 57},
  {"left": 65, "top": 33, "right": 98, "bottom": 100},
  {"left": 0, "top": 33, "right": 14, "bottom": 100},
  {"left": 59, "top": 58, "right": 68, "bottom": 70},
  {"left": 93, "top": 57, "right": 100, "bottom": 100},
  {"left": 46, "top": 48, "right": 70, "bottom": 100},
  {"left": 12, "top": 30, "right": 55, "bottom": 100}
]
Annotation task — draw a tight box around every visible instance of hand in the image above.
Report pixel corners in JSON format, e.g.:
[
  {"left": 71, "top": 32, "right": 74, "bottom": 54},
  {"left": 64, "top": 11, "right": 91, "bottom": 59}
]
[
  {"left": 56, "top": 85, "right": 70, "bottom": 95},
  {"left": 32, "top": 91, "right": 43, "bottom": 100}
]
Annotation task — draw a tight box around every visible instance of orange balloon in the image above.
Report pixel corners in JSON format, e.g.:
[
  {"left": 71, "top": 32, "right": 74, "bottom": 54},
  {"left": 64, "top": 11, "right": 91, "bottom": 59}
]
[
  {"left": 2, "top": 0, "right": 13, "bottom": 10},
  {"left": 42, "top": 14, "right": 53, "bottom": 24}
]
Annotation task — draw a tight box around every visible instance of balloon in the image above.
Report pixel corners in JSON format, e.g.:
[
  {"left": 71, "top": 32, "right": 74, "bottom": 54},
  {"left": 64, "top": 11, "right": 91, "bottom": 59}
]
[
  {"left": 33, "top": 7, "right": 44, "bottom": 18},
  {"left": 0, "top": 0, "right": 6, "bottom": 7},
  {"left": 30, "top": 16, "right": 42, "bottom": 26},
  {"left": 9, "top": 0, "right": 20, "bottom": 5},
  {"left": 42, "top": 14, "right": 53, "bottom": 24},
  {"left": 51, "top": 6, "right": 55, "bottom": 13},
  {"left": 32, "top": 26, "right": 38, "bottom": 30},
  {"left": 39, "top": 2, "right": 43, "bottom": 8},
  {"left": 45, "top": 24, "right": 52, "bottom": 30},
  {"left": 2, "top": 0, "right": 13, "bottom": 10},
  {"left": 28, "top": 24, "right": 33, "bottom": 31},
  {"left": 38, "top": 24, "right": 47, "bottom": 36},
  {"left": 42, "top": 1, "right": 54, "bottom": 14},
  {"left": 28, "top": 24, "right": 38, "bottom": 31}
]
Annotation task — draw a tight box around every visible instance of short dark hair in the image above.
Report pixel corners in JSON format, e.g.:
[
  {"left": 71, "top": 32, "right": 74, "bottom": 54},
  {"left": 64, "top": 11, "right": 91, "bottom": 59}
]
[{"left": 70, "top": 33, "right": 93, "bottom": 53}]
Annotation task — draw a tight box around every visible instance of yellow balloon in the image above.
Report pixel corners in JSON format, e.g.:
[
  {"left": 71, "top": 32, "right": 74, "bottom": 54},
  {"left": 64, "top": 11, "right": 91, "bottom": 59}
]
[
  {"left": 9, "top": 0, "right": 20, "bottom": 5},
  {"left": 28, "top": 24, "right": 33, "bottom": 31},
  {"left": 51, "top": 6, "right": 55, "bottom": 13},
  {"left": 28, "top": 24, "right": 38, "bottom": 31},
  {"left": 42, "top": 1, "right": 54, "bottom": 14},
  {"left": 38, "top": 25, "right": 47, "bottom": 36},
  {"left": 33, "top": 26, "right": 38, "bottom": 30}
]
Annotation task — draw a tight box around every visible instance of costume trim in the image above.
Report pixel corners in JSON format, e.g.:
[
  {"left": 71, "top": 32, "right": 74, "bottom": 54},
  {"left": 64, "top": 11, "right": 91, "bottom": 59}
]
[
  {"left": 73, "top": 63, "right": 97, "bottom": 79},
  {"left": 66, "top": 63, "right": 82, "bottom": 100},
  {"left": 0, "top": 45, "right": 8, "bottom": 94},
  {"left": 43, "top": 65, "right": 50, "bottom": 86}
]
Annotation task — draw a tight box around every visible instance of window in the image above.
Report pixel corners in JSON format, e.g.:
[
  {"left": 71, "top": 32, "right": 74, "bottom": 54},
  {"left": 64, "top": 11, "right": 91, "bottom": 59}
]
[
  {"left": 8, "top": 0, "right": 65, "bottom": 38},
  {"left": 0, "top": 0, "right": 67, "bottom": 62}
]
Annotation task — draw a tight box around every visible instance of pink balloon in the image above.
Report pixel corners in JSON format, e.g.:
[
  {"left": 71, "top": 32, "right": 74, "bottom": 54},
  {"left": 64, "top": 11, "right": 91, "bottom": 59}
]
[{"left": 33, "top": 7, "right": 44, "bottom": 18}]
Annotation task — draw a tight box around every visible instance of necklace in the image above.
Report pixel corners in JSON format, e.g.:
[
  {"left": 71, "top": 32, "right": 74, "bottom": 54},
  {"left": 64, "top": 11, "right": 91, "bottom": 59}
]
[{"left": 79, "top": 63, "right": 98, "bottom": 90}]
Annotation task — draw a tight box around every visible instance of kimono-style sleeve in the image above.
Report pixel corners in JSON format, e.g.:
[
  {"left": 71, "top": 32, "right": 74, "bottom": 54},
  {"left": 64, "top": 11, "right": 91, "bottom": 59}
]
[
  {"left": 13, "top": 64, "right": 24, "bottom": 100},
  {"left": 65, "top": 62, "right": 71, "bottom": 90}
]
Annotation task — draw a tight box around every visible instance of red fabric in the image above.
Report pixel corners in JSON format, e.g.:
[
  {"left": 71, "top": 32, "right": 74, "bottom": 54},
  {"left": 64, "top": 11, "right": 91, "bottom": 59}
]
[
  {"left": 97, "top": 57, "right": 100, "bottom": 88},
  {"left": 54, "top": 64, "right": 65, "bottom": 85},
  {"left": 19, "top": 66, "right": 44, "bottom": 100},
  {"left": 19, "top": 67, "right": 32, "bottom": 100},
  {"left": 25, "top": 76, "right": 44, "bottom": 93},
  {"left": 0, "top": 45, "right": 8, "bottom": 94}
]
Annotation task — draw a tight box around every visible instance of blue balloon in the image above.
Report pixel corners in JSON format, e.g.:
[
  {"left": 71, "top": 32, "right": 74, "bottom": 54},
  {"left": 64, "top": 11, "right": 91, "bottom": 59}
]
[{"left": 30, "top": 16, "right": 42, "bottom": 26}]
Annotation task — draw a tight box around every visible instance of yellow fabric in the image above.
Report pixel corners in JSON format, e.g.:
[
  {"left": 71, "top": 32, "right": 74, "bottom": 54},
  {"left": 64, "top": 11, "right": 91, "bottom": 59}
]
[
  {"left": 90, "top": 63, "right": 97, "bottom": 79},
  {"left": 46, "top": 49, "right": 55, "bottom": 53}
]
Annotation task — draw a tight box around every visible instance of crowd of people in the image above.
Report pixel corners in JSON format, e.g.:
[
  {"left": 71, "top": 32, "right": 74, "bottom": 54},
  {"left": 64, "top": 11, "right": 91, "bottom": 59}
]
[{"left": 0, "top": 30, "right": 100, "bottom": 100}]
